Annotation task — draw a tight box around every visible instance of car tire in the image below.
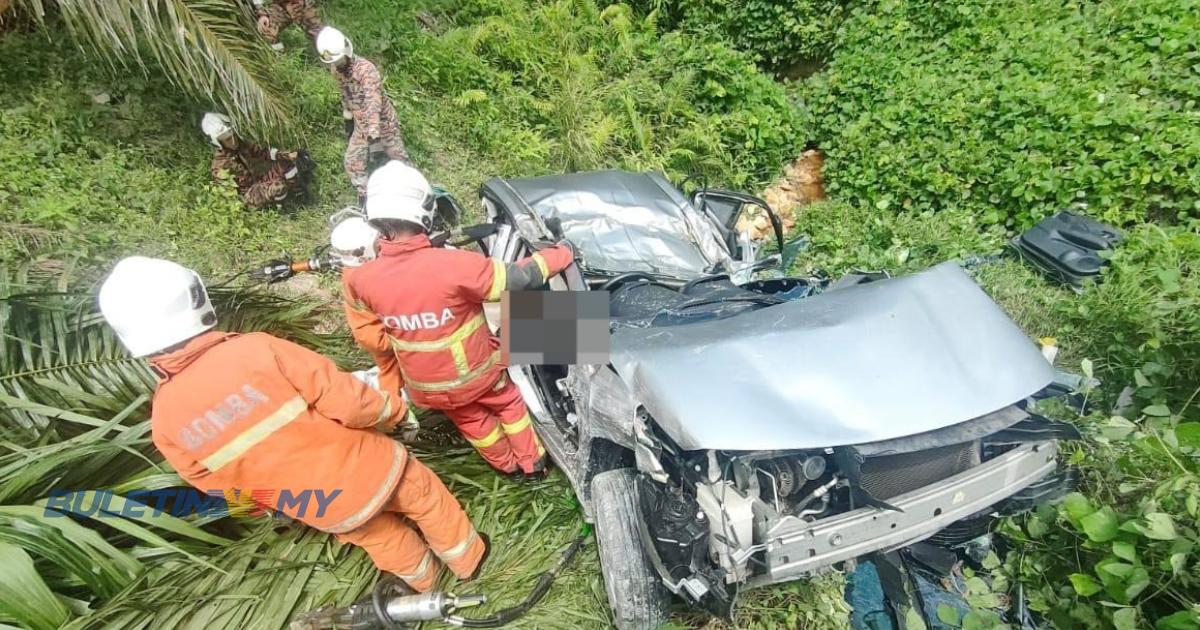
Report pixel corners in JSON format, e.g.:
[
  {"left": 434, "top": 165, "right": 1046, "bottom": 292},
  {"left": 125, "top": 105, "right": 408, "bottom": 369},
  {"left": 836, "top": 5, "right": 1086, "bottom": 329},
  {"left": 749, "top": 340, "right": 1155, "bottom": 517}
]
[{"left": 590, "top": 468, "right": 672, "bottom": 630}]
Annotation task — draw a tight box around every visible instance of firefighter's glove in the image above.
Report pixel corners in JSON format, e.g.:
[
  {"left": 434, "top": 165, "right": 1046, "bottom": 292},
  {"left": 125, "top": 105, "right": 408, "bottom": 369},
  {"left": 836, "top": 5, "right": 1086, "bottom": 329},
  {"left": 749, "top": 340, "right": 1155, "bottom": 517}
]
[
  {"left": 284, "top": 166, "right": 299, "bottom": 180},
  {"left": 557, "top": 239, "right": 582, "bottom": 264}
]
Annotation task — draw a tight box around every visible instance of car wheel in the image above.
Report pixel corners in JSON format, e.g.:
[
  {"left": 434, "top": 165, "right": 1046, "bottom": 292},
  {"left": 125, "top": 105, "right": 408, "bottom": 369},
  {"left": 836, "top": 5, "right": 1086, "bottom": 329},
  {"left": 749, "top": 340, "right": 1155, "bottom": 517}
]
[{"left": 590, "top": 468, "right": 672, "bottom": 630}]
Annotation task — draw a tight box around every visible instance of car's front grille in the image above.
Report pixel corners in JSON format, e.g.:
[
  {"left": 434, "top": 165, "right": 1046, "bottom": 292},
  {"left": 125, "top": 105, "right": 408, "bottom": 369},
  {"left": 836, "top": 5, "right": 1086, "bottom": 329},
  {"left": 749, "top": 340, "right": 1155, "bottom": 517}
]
[{"left": 859, "top": 441, "right": 980, "bottom": 500}]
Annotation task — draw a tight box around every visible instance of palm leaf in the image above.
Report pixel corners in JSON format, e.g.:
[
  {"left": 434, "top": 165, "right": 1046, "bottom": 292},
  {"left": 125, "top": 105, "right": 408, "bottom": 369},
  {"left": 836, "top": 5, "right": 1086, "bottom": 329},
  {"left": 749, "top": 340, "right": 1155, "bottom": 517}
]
[
  {"left": 0, "top": 290, "right": 155, "bottom": 440},
  {"left": 10, "top": 0, "right": 290, "bottom": 139},
  {"left": 0, "top": 542, "right": 71, "bottom": 630},
  {"left": 67, "top": 523, "right": 375, "bottom": 630},
  {"left": 0, "top": 507, "right": 143, "bottom": 598}
]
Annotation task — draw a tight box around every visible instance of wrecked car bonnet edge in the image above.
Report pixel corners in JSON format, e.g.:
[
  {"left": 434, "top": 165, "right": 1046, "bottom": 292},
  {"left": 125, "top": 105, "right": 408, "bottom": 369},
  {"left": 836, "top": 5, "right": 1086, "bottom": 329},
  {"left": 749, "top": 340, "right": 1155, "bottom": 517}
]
[{"left": 609, "top": 262, "right": 1055, "bottom": 451}]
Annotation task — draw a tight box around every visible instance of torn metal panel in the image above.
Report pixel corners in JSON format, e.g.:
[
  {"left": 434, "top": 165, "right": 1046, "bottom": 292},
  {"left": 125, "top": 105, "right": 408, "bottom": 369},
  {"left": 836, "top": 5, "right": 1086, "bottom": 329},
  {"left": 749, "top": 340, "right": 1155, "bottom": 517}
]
[
  {"left": 609, "top": 263, "right": 1055, "bottom": 451},
  {"left": 573, "top": 364, "right": 639, "bottom": 450},
  {"left": 482, "top": 171, "right": 732, "bottom": 278}
]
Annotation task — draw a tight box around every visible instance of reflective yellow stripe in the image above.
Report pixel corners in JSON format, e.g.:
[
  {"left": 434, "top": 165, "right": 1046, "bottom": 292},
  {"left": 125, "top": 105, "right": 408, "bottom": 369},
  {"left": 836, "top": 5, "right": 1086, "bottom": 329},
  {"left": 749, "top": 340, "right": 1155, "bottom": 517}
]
[
  {"left": 404, "top": 351, "right": 500, "bottom": 392},
  {"left": 374, "top": 392, "right": 393, "bottom": 427},
  {"left": 532, "top": 252, "right": 550, "bottom": 281},
  {"left": 451, "top": 344, "right": 469, "bottom": 374},
  {"left": 438, "top": 528, "right": 479, "bottom": 562},
  {"left": 326, "top": 445, "right": 407, "bottom": 533},
  {"left": 201, "top": 396, "right": 306, "bottom": 472},
  {"left": 537, "top": 444, "right": 546, "bottom": 457},
  {"left": 389, "top": 314, "right": 485, "bottom": 352},
  {"left": 492, "top": 373, "right": 507, "bottom": 391},
  {"left": 389, "top": 314, "right": 487, "bottom": 380},
  {"left": 487, "top": 259, "right": 506, "bottom": 301},
  {"left": 501, "top": 413, "right": 533, "bottom": 435},
  {"left": 467, "top": 425, "right": 503, "bottom": 449},
  {"left": 395, "top": 550, "right": 434, "bottom": 582}
]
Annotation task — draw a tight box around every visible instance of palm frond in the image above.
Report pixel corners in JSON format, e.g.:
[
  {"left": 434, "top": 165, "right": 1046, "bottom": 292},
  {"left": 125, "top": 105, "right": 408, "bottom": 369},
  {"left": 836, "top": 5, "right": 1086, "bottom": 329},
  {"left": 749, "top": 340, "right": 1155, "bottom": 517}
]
[
  {"left": 0, "top": 542, "right": 71, "bottom": 630},
  {"left": 0, "top": 291, "right": 156, "bottom": 441},
  {"left": 67, "top": 522, "right": 376, "bottom": 630},
  {"left": 12, "top": 0, "right": 290, "bottom": 139}
]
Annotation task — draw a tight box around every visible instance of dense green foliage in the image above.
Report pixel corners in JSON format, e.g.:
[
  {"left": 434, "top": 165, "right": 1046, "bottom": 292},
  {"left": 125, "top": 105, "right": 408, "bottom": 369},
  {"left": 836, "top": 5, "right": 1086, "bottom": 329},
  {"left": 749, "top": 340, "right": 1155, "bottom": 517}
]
[
  {"left": 1000, "top": 395, "right": 1200, "bottom": 630},
  {"left": 341, "top": 0, "right": 803, "bottom": 186},
  {"left": 632, "top": 0, "right": 847, "bottom": 71},
  {"left": 800, "top": 0, "right": 1200, "bottom": 228}
]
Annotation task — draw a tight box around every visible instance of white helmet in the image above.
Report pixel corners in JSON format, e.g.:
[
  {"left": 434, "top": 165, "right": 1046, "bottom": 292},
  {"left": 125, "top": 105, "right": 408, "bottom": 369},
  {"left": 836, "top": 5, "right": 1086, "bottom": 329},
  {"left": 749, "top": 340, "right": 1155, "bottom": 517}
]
[
  {"left": 98, "top": 257, "right": 218, "bottom": 358},
  {"left": 366, "top": 161, "right": 435, "bottom": 227},
  {"left": 316, "top": 27, "right": 353, "bottom": 64},
  {"left": 201, "top": 112, "right": 234, "bottom": 147},
  {"left": 330, "top": 215, "right": 379, "bottom": 267}
]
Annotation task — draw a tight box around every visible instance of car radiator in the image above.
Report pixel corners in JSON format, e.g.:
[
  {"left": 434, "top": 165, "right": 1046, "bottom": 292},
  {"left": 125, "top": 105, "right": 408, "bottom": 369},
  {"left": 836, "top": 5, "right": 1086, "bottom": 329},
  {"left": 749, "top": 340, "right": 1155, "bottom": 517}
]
[{"left": 858, "top": 441, "right": 981, "bottom": 500}]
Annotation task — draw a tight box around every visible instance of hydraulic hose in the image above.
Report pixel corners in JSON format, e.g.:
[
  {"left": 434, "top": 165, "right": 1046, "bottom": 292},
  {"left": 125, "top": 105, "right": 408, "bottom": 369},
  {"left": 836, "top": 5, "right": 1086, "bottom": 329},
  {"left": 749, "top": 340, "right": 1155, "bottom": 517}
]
[
  {"left": 296, "top": 514, "right": 594, "bottom": 629},
  {"left": 444, "top": 525, "right": 592, "bottom": 628},
  {"left": 372, "top": 576, "right": 402, "bottom": 630}
]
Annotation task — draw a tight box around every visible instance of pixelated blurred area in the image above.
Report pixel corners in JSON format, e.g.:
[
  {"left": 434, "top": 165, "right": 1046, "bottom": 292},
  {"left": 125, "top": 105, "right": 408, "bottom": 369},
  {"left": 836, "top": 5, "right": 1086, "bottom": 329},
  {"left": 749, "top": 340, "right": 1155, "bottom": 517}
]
[{"left": 502, "top": 290, "right": 610, "bottom": 365}]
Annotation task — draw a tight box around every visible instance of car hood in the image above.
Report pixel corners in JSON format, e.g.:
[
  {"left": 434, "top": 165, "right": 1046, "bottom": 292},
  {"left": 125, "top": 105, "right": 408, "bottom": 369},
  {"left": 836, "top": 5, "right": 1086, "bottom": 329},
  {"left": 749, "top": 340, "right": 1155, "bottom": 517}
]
[{"left": 608, "top": 262, "right": 1054, "bottom": 451}]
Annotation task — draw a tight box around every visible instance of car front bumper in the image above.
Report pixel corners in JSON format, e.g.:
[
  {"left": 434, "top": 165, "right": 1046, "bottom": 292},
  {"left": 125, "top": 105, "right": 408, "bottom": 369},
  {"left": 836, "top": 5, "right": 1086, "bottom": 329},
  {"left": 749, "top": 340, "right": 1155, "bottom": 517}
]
[{"left": 748, "top": 440, "right": 1058, "bottom": 587}]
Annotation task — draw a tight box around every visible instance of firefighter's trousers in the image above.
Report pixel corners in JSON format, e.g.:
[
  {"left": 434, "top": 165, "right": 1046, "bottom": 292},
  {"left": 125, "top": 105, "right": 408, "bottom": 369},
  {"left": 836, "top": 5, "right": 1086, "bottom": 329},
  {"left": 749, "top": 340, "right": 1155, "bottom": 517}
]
[
  {"left": 443, "top": 374, "right": 545, "bottom": 475},
  {"left": 334, "top": 456, "right": 485, "bottom": 591},
  {"left": 344, "top": 116, "right": 410, "bottom": 192}
]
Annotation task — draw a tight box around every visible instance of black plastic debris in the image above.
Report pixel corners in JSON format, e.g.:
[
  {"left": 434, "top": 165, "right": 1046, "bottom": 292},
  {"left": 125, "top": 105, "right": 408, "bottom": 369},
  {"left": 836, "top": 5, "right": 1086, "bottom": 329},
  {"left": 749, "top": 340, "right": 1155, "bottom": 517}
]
[{"left": 1011, "top": 210, "right": 1122, "bottom": 288}]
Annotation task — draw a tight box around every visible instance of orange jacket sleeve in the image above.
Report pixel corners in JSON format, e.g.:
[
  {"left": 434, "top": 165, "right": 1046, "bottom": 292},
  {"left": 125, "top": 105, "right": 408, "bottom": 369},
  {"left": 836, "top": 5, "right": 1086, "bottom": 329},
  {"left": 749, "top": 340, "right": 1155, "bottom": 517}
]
[
  {"left": 341, "top": 274, "right": 405, "bottom": 395},
  {"left": 526, "top": 243, "right": 575, "bottom": 280},
  {"left": 265, "top": 335, "right": 407, "bottom": 431},
  {"left": 457, "top": 244, "right": 576, "bottom": 303}
]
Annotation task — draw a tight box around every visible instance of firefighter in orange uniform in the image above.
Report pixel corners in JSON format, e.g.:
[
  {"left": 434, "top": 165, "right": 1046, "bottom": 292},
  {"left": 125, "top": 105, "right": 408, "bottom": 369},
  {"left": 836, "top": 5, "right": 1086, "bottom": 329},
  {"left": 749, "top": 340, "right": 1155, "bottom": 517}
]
[
  {"left": 97, "top": 256, "right": 487, "bottom": 592},
  {"left": 329, "top": 213, "right": 405, "bottom": 399},
  {"left": 344, "top": 161, "right": 576, "bottom": 480}
]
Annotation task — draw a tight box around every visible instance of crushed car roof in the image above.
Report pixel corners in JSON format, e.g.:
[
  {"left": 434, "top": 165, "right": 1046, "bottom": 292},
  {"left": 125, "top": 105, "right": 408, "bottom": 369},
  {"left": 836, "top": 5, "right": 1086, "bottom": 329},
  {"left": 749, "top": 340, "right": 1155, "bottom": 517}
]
[
  {"left": 481, "top": 170, "right": 730, "bottom": 279},
  {"left": 608, "top": 262, "right": 1055, "bottom": 451}
]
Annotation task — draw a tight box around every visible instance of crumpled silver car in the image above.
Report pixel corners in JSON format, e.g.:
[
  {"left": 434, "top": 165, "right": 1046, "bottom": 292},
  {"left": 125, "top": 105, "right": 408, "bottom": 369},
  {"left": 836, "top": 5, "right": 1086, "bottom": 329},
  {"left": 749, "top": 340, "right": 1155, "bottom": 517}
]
[{"left": 478, "top": 170, "right": 1073, "bottom": 629}]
